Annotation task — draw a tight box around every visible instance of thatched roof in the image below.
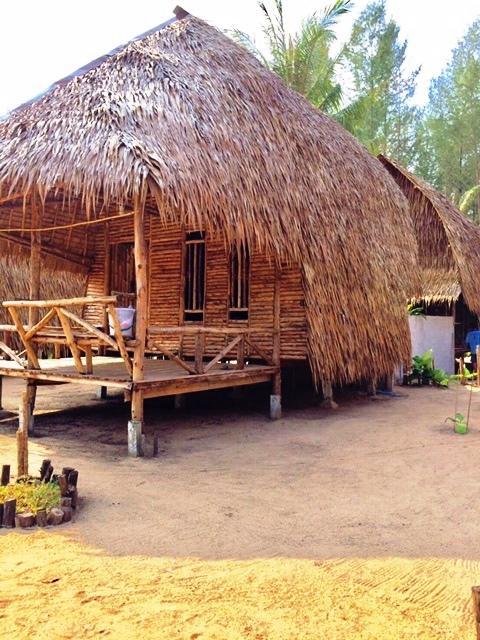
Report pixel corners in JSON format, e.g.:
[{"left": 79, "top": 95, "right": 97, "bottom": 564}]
[
  {"left": 0, "top": 8, "right": 417, "bottom": 385},
  {"left": 379, "top": 155, "right": 480, "bottom": 314}
]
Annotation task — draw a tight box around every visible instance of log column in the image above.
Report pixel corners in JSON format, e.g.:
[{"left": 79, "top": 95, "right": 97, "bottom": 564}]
[
  {"left": 320, "top": 379, "right": 338, "bottom": 409},
  {"left": 128, "top": 203, "right": 148, "bottom": 456},
  {"left": 27, "top": 194, "right": 41, "bottom": 435},
  {"left": 270, "top": 262, "right": 282, "bottom": 419}
]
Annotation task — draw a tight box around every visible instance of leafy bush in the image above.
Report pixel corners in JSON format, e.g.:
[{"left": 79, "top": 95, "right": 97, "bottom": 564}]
[
  {"left": 0, "top": 482, "right": 60, "bottom": 514},
  {"left": 409, "top": 350, "right": 450, "bottom": 387}
]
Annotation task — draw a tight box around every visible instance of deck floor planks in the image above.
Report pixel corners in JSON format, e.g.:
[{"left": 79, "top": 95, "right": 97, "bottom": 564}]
[{"left": 0, "top": 356, "right": 277, "bottom": 396}]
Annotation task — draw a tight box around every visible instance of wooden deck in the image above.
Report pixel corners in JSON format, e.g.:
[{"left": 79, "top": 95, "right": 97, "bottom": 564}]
[{"left": 0, "top": 356, "right": 278, "bottom": 399}]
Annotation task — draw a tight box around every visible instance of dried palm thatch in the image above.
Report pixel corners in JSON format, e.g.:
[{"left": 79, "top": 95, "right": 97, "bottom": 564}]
[
  {"left": 0, "top": 247, "right": 86, "bottom": 351},
  {"left": 379, "top": 155, "right": 480, "bottom": 314},
  {"left": 0, "top": 9, "right": 417, "bottom": 385}
]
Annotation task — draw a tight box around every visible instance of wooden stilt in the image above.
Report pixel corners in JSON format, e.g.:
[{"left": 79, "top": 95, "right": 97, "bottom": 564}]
[
  {"left": 96, "top": 386, "right": 108, "bottom": 400},
  {"left": 129, "top": 389, "right": 144, "bottom": 457},
  {"left": 174, "top": 394, "right": 186, "bottom": 409},
  {"left": 0, "top": 375, "right": 3, "bottom": 411},
  {"left": 270, "top": 263, "right": 282, "bottom": 420},
  {"left": 17, "top": 391, "right": 29, "bottom": 477},
  {"left": 130, "top": 201, "right": 148, "bottom": 456},
  {"left": 367, "top": 378, "right": 377, "bottom": 396},
  {"left": 26, "top": 379, "right": 37, "bottom": 436},
  {"left": 382, "top": 374, "right": 394, "bottom": 392},
  {"left": 472, "top": 586, "right": 480, "bottom": 639},
  {"left": 321, "top": 379, "right": 338, "bottom": 409},
  {"left": 29, "top": 193, "right": 41, "bottom": 328}
]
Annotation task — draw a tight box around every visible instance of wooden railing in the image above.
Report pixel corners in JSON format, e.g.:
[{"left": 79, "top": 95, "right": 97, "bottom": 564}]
[
  {"left": 0, "top": 296, "right": 132, "bottom": 376},
  {"left": 147, "top": 326, "right": 275, "bottom": 375}
]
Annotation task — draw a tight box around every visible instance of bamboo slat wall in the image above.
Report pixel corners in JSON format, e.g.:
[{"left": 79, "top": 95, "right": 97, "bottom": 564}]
[{"left": 85, "top": 219, "right": 307, "bottom": 361}]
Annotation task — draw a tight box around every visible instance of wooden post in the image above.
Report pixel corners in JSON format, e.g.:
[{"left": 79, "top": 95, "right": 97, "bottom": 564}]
[
  {"left": 29, "top": 193, "right": 41, "bottom": 327},
  {"left": 2, "top": 498, "right": 16, "bottom": 528},
  {"left": 194, "top": 332, "right": 205, "bottom": 374},
  {"left": 25, "top": 194, "right": 41, "bottom": 424},
  {"left": 472, "top": 586, "right": 480, "bottom": 639},
  {"left": 17, "top": 391, "right": 29, "bottom": 477},
  {"left": 84, "top": 344, "right": 93, "bottom": 374},
  {"left": 460, "top": 357, "right": 466, "bottom": 385},
  {"left": 0, "top": 375, "right": 2, "bottom": 410},
  {"left": 1, "top": 464, "right": 10, "bottom": 486},
  {"left": 270, "top": 263, "right": 282, "bottom": 419},
  {"left": 476, "top": 346, "right": 479, "bottom": 387},
  {"left": 321, "top": 379, "right": 338, "bottom": 409},
  {"left": 26, "top": 379, "right": 36, "bottom": 436},
  {"left": 129, "top": 203, "right": 148, "bottom": 457},
  {"left": 96, "top": 386, "right": 108, "bottom": 400}
]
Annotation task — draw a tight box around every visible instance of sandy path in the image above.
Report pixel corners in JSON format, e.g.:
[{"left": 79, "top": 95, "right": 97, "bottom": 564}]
[
  {"left": 1, "top": 532, "right": 478, "bottom": 639},
  {"left": 1, "top": 380, "right": 480, "bottom": 637}
]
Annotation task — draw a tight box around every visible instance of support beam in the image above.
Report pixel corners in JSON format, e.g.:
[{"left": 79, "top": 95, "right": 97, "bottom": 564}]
[
  {"left": 26, "top": 379, "right": 37, "bottom": 436},
  {"left": 17, "top": 390, "right": 29, "bottom": 477},
  {"left": 320, "top": 379, "right": 338, "bottom": 409},
  {"left": 270, "top": 262, "right": 282, "bottom": 420},
  {"left": 24, "top": 191, "right": 41, "bottom": 427},
  {"left": 29, "top": 193, "right": 41, "bottom": 327},
  {"left": 0, "top": 376, "right": 2, "bottom": 410},
  {"left": 130, "top": 202, "right": 148, "bottom": 456},
  {"left": 96, "top": 386, "right": 108, "bottom": 400}
]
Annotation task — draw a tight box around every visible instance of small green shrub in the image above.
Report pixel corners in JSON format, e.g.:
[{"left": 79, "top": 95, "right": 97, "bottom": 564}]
[
  {"left": 409, "top": 350, "right": 450, "bottom": 387},
  {"left": 0, "top": 482, "right": 61, "bottom": 514}
]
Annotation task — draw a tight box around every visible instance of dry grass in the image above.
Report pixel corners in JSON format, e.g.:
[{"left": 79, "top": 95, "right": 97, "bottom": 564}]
[
  {"left": 0, "top": 481, "right": 60, "bottom": 514},
  {"left": 380, "top": 155, "right": 480, "bottom": 311},
  {"left": 0, "top": 532, "right": 477, "bottom": 639},
  {"left": 0, "top": 11, "right": 419, "bottom": 385}
]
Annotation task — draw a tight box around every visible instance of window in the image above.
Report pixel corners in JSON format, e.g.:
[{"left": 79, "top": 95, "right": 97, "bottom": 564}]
[
  {"left": 229, "top": 245, "right": 250, "bottom": 321},
  {"left": 184, "top": 231, "right": 206, "bottom": 322},
  {"left": 109, "top": 242, "right": 136, "bottom": 307}
]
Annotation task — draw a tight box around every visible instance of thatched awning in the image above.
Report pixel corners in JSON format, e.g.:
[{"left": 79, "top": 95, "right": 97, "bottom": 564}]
[
  {"left": 379, "top": 155, "right": 480, "bottom": 314},
  {"left": 0, "top": 9, "right": 418, "bottom": 385}
]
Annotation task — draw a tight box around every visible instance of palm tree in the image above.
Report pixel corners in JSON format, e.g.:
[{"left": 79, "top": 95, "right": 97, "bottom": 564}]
[{"left": 232, "top": 0, "right": 352, "bottom": 114}]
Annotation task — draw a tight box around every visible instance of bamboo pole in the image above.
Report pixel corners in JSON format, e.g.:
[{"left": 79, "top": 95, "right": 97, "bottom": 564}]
[
  {"left": 29, "top": 193, "right": 41, "bottom": 327},
  {"left": 17, "top": 390, "right": 29, "bottom": 477},
  {"left": 27, "top": 194, "right": 41, "bottom": 419},
  {"left": 270, "top": 262, "right": 282, "bottom": 419},
  {"left": 129, "top": 203, "right": 148, "bottom": 456}
]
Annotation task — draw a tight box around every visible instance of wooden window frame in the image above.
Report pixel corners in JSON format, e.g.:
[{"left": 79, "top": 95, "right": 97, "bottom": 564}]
[
  {"left": 228, "top": 244, "right": 250, "bottom": 322},
  {"left": 183, "top": 231, "right": 206, "bottom": 323}
]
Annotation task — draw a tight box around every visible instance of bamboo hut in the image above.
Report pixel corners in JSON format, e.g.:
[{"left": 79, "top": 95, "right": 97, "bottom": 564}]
[
  {"left": 379, "top": 155, "right": 480, "bottom": 370},
  {"left": 0, "top": 8, "right": 416, "bottom": 455}
]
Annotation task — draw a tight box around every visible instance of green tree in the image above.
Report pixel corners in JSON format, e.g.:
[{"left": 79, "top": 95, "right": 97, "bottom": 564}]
[
  {"left": 419, "top": 19, "right": 480, "bottom": 220},
  {"left": 343, "top": 1, "right": 419, "bottom": 162},
  {"left": 232, "top": 0, "right": 352, "bottom": 113}
]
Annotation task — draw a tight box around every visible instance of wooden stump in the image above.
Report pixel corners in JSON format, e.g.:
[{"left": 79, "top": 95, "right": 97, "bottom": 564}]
[
  {"left": 36, "top": 509, "right": 48, "bottom": 527},
  {"left": 2, "top": 499, "right": 16, "bottom": 528},
  {"left": 57, "top": 474, "right": 68, "bottom": 497},
  {"left": 61, "top": 506, "right": 73, "bottom": 522},
  {"left": 17, "top": 391, "right": 29, "bottom": 477},
  {"left": 16, "top": 512, "right": 35, "bottom": 528},
  {"left": 70, "top": 488, "right": 78, "bottom": 509},
  {"left": 1, "top": 464, "right": 10, "bottom": 486},
  {"left": 0, "top": 503, "right": 3, "bottom": 527},
  {"left": 39, "top": 459, "right": 51, "bottom": 481},
  {"left": 47, "top": 508, "right": 64, "bottom": 526}
]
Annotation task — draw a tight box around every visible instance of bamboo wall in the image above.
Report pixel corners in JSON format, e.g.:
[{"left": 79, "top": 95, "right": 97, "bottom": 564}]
[{"left": 85, "top": 218, "right": 307, "bottom": 361}]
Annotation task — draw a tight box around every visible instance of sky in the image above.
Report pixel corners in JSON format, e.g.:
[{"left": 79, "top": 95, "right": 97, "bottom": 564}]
[{"left": 0, "top": 0, "right": 478, "bottom": 116}]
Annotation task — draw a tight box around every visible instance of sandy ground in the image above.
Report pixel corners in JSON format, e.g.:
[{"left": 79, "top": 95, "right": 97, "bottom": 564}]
[{"left": 1, "top": 378, "right": 480, "bottom": 638}]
